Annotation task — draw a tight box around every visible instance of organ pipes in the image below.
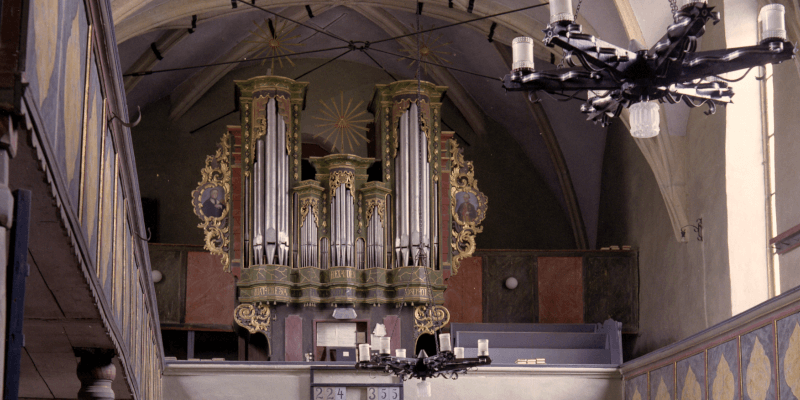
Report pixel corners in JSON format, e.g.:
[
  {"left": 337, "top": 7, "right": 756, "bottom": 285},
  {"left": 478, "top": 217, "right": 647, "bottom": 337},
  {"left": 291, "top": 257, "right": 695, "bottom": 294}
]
[
  {"left": 252, "top": 98, "right": 290, "bottom": 266},
  {"left": 299, "top": 199, "right": 318, "bottom": 268},
  {"left": 394, "top": 103, "right": 435, "bottom": 268},
  {"left": 330, "top": 172, "right": 354, "bottom": 267}
]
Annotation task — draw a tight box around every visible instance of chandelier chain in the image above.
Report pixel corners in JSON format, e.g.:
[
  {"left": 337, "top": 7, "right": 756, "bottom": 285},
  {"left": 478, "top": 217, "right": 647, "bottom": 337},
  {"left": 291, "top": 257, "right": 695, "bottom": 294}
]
[
  {"left": 574, "top": 0, "right": 584, "bottom": 21},
  {"left": 669, "top": 0, "right": 678, "bottom": 22}
]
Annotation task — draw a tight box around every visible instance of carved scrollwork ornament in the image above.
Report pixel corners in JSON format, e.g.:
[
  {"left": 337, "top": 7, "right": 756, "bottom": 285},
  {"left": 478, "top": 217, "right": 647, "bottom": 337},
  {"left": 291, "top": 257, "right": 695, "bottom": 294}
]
[
  {"left": 449, "top": 139, "right": 488, "bottom": 276},
  {"left": 365, "top": 198, "right": 386, "bottom": 228},
  {"left": 234, "top": 303, "right": 271, "bottom": 337},
  {"left": 299, "top": 198, "right": 320, "bottom": 228},
  {"left": 191, "top": 133, "right": 232, "bottom": 272},
  {"left": 329, "top": 170, "right": 355, "bottom": 199},
  {"left": 414, "top": 305, "right": 450, "bottom": 336}
]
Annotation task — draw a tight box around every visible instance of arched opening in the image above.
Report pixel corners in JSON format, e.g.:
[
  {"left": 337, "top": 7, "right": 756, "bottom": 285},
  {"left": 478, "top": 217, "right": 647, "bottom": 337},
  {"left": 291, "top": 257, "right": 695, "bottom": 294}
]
[{"left": 414, "top": 333, "right": 437, "bottom": 357}]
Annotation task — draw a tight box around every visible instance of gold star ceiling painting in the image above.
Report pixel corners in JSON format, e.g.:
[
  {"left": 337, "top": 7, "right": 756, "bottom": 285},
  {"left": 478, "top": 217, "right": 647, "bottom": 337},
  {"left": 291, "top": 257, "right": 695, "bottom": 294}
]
[
  {"left": 398, "top": 24, "right": 453, "bottom": 75},
  {"left": 245, "top": 18, "right": 304, "bottom": 70},
  {"left": 313, "top": 92, "right": 372, "bottom": 154}
]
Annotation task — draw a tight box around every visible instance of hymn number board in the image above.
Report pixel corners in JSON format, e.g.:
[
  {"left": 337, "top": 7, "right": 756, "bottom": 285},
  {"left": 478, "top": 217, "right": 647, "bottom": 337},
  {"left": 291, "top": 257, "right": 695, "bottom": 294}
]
[
  {"left": 313, "top": 387, "right": 346, "bottom": 400},
  {"left": 312, "top": 385, "right": 402, "bottom": 400}
]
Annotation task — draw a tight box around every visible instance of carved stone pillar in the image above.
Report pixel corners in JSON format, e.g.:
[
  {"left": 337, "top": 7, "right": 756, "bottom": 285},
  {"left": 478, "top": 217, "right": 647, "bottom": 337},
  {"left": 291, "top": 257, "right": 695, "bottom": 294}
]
[{"left": 75, "top": 348, "right": 116, "bottom": 400}]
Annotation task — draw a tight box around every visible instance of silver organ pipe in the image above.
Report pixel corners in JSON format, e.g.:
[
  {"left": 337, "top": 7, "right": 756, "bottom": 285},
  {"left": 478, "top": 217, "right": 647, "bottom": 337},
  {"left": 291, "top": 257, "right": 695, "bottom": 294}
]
[
  {"left": 300, "top": 209, "right": 317, "bottom": 268},
  {"left": 356, "top": 238, "right": 365, "bottom": 269},
  {"left": 252, "top": 98, "right": 290, "bottom": 266},
  {"left": 331, "top": 184, "right": 355, "bottom": 267},
  {"left": 320, "top": 237, "right": 329, "bottom": 269},
  {"left": 393, "top": 104, "right": 434, "bottom": 268},
  {"left": 367, "top": 204, "right": 384, "bottom": 269},
  {"left": 277, "top": 115, "right": 288, "bottom": 265}
]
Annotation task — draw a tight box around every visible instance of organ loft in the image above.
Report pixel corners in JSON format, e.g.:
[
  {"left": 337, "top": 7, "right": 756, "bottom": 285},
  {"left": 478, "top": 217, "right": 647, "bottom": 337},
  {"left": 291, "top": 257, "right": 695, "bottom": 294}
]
[{"left": 191, "top": 75, "right": 487, "bottom": 359}]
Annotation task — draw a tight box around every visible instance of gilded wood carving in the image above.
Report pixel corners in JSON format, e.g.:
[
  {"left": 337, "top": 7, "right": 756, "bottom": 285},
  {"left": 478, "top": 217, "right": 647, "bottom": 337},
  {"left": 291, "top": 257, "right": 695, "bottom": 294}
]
[
  {"left": 191, "top": 133, "right": 232, "bottom": 272},
  {"left": 299, "top": 198, "right": 319, "bottom": 228},
  {"left": 413, "top": 305, "right": 450, "bottom": 336},
  {"left": 449, "top": 139, "right": 487, "bottom": 276},
  {"left": 234, "top": 303, "right": 271, "bottom": 337},
  {"left": 365, "top": 198, "right": 385, "bottom": 228}
]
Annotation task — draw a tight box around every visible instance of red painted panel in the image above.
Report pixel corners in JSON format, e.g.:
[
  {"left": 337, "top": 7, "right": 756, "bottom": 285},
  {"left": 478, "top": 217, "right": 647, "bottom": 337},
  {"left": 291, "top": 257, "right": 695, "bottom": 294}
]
[
  {"left": 444, "top": 256, "right": 482, "bottom": 324},
  {"left": 383, "top": 315, "right": 401, "bottom": 353},
  {"left": 538, "top": 257, "right": 583, "bottom": 323},
  {"left": 285, "top": 315, "right": 303, "bottom": 361},
  {"left": 184, "top": 252, "right": 236, "bottom": 326}
]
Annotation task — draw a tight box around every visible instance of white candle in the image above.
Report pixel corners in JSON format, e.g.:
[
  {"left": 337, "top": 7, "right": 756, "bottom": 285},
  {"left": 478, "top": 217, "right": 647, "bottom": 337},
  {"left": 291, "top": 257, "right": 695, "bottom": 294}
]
[
  {"left": 477, "top": 339, "right": 489, "bottom": 356},
  {"left": 380, "top": 336, "right": 391, "bottom": 355},
  {"left": 454, "top": 347, "right": 464, "bottom": 359},
  {"left": 511, "top": 37, "right": 534, "bottom": 72},
  {"left": 358, "top": 344, "right": 371, "bottom": 362},
  {"left": 395, "top": 348, "right": 406, "bottom": 358},
  {"left": 549, "top": 0, "right": 573, "bottom": 24},
  {"left": 417, "top": 380, "right": 432, "bottom": 397},
  {"left": 439, "top": 333, "right": 452, "bottom": 352},
  {"left": 759, "top": 4, "right": 786, "bottom": 42}
]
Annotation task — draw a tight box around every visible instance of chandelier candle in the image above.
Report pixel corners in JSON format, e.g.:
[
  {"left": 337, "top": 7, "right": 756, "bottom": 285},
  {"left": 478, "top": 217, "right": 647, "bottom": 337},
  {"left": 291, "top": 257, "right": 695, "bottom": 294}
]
[
  {"left": 454, "top": 347, "right": 465, "bottom": 359},
  {"left": 503, "top": 1, "right": 796, "bottom": 133},
  {"left": 629, "top": 102, "right": 660, "bottom": 138},
  {"left": 477, "top": 339, "right": 489, "bottom": 357},
  {"left": 511, "top": 37, "right": 534, "bottom": 72},
  {"left": 358, "top": 344, "right": 371, "bottom": 362},
  {"left": 380, "top": 337, "right": 391, "bottom": 355},
  {"left": 439, "top": 333, "right": 452, "bottom": 352},
  {"left": 760, "top": 4, "right": 786, "bottom": 43},
  {"left": 395, "top": 349, "right": 406, "bottom": 358},
  {"left": 549, "top": 0, "right": 574, "bottom": 24}
]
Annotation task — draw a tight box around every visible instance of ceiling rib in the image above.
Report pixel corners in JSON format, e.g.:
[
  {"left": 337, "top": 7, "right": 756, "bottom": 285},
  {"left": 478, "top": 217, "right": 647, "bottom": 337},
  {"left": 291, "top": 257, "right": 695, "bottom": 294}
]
[
  {"left": 123, "top": 29, "right": 189, "bottom": 93},
  {"left": 167, "top": 5, "right": 332, "bottom": 121},
  {"left": 352, "top": 5, "right": 488, "bottom": 136},
  {"left": 609, "top": 0, "right": 690, "bottom": 243},
  {"left": 493, "top": 41, "right": 588, "bottom": 249}
]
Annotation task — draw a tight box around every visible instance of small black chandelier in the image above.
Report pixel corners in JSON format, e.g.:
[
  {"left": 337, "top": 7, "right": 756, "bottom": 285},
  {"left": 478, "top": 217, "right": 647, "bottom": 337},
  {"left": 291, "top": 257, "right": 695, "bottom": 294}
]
[
  {"left": 503, "top": 0, "right": 796, "bottom": 137},
  {"left": 355, "top": 331, "right": 491, "bottom": 397}
]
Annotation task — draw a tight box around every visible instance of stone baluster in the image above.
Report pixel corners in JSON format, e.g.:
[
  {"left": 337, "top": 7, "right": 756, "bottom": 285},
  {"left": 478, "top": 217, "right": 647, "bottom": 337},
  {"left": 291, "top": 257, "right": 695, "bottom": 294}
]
[{"left": 75, "top": 348, "right": 116, "bottom": 400}]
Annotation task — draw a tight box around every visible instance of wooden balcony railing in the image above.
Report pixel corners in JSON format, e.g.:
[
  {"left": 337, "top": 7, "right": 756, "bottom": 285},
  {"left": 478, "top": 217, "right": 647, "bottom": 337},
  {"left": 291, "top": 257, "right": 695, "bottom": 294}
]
[{"left": 4, "top": 0, "right": 164, "bottom": 398}]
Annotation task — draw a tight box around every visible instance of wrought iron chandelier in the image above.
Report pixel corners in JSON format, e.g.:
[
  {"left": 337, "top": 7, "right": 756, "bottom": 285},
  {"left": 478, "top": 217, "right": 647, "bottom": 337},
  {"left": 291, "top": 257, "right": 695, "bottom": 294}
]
[
  {"left": 354, "top": 334, "right": 491, "bottom": 397},
  {"left": 355, "top": 257, "right": 491, "bottom": 397},
  {"left": 502, "top": 0, "right": 796, "bottom": 137}
]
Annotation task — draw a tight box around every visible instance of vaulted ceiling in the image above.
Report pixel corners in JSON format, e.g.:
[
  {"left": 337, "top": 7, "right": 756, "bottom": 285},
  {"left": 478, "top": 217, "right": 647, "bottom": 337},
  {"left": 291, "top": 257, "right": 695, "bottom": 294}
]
[{"left": 112, "top": 0, "right": 675, "bottom": 249}]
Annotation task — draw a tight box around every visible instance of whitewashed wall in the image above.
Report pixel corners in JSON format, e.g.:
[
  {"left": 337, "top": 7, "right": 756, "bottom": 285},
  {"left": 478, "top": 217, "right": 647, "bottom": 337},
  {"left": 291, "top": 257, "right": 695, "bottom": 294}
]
[{"left": 164, "top": 363, "right": 621, "bottom": 400}]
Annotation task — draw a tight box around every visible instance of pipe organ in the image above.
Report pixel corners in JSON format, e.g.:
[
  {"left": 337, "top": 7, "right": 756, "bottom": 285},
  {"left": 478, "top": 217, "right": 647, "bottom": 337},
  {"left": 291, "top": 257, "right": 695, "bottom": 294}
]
[{"left": 197, "top": 76, "right": 485, "bottom": 348}]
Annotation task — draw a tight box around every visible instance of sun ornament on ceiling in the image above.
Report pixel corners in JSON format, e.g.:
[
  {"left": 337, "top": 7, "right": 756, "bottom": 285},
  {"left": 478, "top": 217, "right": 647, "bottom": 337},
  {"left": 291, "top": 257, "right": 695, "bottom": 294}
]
[
  {"left": 398, "top": 24, "right": 454, "bottom": 75},
  {"left": 313, "top": 92, "right": 372, "bottom": 154},
  {"left": 244, "top": 18, "right": 304, "bottom": 71}
]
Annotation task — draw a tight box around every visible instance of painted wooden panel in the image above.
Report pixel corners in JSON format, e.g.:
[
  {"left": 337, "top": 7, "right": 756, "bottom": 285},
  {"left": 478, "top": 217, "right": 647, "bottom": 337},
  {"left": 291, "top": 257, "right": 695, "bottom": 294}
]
[
  {"left": 59, "top": 0, "right": 88, "bottom": 212},
  {"left": 625, "top": 373, "right": 647, "bottom": 400},
  {"left": 676, "top": 352, "right": 705, "bottom": 400},
  {"left": 383, "top": 315, "right": 400, "bottom": 354},
  {"left": 443, "top": 256, "right": 482, "bottom": 324},
  {"left": 285, "top": 315, "right": 303, "bottom": 362},
  {"left": 779, "top": 312, "right": 800, "bottom": 399},
  {"left": 708, "top": 339, "right": 739, "bottom": 400},
  {"left": 25, "top": 0, "right": 88, "bottom": 160},
  {"left": 149, "top": 245, "right": 186, "bottom": 324},
  {"left": 185, "top": 251, "right": 235, "bottom": 326},
  {"left": 538, "top": 257, "right": 583, "bottom": 324},
  {"left": 98, "top": 134, "right": 116, "bottom": 297},
  {"left": 649, "top": 363, "right": 674, "bottom": 400},
  {"left": 112, "top": 189, "right": 125, "bottom": 323},
  {"left": 741, "top": 324, "right": 776, "bottom": 400},
  {"left": 584, "top": 254, "right": 638, "bottom": 332},
  {"left": 482, "top": 254, "right": 537, "bottom": 323},
  {"left": 79, "top": 58, "right": 104, "bottom": 267}
]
